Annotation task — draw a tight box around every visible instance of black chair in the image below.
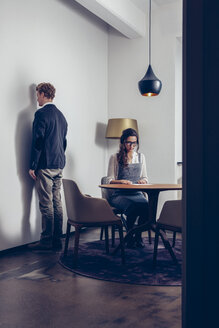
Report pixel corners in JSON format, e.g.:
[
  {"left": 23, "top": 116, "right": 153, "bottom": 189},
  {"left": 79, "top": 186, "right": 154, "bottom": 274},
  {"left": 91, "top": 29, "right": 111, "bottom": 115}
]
[
  {"left": 153, "top": 200, "right": 182, "bottom": 268},
  {"left": 62, "top": 179, "right": 125, "bottom": 267}
]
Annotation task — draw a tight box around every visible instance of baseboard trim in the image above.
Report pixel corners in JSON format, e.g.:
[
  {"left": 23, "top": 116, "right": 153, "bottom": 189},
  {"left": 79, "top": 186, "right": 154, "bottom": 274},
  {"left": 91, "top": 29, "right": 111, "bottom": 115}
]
[{"left": 0, "top": 231, "right": 75, "bottom": 256}]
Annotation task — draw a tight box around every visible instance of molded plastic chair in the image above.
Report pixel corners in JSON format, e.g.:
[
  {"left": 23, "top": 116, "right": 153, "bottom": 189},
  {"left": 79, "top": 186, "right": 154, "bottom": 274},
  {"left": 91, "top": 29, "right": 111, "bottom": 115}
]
[
  {"left": 153, "top": 200, "right": 182, "bottom": 267},
  {"left": 62, "top": 179, "right": 125, "bottom": 267}
]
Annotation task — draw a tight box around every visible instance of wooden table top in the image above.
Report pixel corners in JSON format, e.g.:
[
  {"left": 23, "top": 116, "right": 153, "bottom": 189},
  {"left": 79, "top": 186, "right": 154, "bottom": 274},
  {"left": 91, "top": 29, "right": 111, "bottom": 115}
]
[{"left": 99, "top": 183, "right": 182, "bottom": 191}]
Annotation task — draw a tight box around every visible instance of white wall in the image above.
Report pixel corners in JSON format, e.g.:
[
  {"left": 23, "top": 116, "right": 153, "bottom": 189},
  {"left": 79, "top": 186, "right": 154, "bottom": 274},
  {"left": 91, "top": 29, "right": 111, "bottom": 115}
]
[
  {"left": 0, "top": 0, "right": 182, "bottom": 251},
  {"left": 107, "top": 1, "right": 182, "bottom": 216},
  {"left": 0, "top": 0, "right": 108, "bottom": 251}
]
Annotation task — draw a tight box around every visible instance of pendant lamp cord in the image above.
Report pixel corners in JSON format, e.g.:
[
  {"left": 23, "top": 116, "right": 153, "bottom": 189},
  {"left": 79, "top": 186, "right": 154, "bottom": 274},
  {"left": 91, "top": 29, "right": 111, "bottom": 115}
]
[{"left": 149, "top": 0, "right": 151, "bottom": 65}]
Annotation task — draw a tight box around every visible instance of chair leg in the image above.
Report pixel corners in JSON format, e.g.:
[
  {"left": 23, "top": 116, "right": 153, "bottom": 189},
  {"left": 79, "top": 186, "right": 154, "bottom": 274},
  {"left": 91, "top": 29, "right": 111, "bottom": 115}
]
[
  {"left": 73, "top": 226, "right": 81, "bottom": 267},
  {"left": 153, "top": 226, "right": 160, "bottom": 268},
  {"left": 121, "top": 214, "right": 128, "bottom": 231},
  {"left": 172, "top": 231, "right": 176, "bottom": 247},
  {"left": 159, "top": 229, "right": 178, "bottom": 265},
  {"left": 111, "top": 225, "right": 115, "bottom": 247},
  {"left": 100, "top": 227, "right": 104, "bottom": 240},
  {"left": 104, "top": 226, "right": 109, "bottom": 254},
  {"left": 112, "top": 225, "right": 137, "bottom": 255},
  {"left": 101, "top": 226, "right": 116, "bottom": 247},
  {"left": 148, "top": 229, "right": 152, "bottom": 244},
  {"left": 64, "top": 222, "right": 71, "bottom": 257},
  {"left": 118, "top": 225, "right": 125, "bottom": 265}
]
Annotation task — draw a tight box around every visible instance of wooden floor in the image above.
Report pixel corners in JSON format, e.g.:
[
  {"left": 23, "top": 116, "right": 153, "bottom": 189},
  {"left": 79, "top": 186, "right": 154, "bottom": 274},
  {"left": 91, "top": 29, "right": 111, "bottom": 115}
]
[{"left": 0, "top": 228, "right": 181, "bottom": 328}]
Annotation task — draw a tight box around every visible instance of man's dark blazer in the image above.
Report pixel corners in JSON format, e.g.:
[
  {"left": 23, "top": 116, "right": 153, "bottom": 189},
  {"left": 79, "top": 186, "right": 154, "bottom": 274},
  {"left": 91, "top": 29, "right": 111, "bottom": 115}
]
[{"left": 30, "top": 103, "right": 68, "bottom": 171}]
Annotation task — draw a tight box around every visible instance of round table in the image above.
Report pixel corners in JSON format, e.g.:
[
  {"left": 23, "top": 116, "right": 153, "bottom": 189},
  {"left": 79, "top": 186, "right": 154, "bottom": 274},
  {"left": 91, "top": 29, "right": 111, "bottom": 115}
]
[{"left": 99, "top": 183, "right": 182, "bottom": 252}]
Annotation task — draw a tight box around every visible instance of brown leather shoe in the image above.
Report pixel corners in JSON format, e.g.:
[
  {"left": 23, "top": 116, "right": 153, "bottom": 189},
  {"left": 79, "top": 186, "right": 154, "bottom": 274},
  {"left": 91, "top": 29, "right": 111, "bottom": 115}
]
[{"left": 27, "top": 241, "right": 52, "bottom": 250}]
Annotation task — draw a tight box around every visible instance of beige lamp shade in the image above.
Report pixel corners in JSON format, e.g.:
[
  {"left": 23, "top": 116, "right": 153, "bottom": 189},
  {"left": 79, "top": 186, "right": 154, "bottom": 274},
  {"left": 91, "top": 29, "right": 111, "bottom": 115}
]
[{"left": 105, "top": 118, "right": 138, "bottom": 139}]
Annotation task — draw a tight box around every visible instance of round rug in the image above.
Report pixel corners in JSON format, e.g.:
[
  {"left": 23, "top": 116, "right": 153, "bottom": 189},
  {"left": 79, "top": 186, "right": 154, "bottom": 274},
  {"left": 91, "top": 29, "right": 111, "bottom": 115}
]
[{"left": 59, "top": 237, "right": 182, "bottom": 286}]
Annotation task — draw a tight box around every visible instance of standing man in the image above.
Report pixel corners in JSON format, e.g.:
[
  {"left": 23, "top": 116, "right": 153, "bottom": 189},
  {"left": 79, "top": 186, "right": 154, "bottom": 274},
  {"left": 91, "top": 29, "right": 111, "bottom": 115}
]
[{"left": 28, "top": 82, "right": 68, "bottom": 250}]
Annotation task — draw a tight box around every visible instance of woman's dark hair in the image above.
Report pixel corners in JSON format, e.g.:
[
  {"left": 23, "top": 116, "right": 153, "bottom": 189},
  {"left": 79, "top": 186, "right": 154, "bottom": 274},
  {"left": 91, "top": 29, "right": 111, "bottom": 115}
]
[{"left": 117, "top": 128, "right": 139, "bottom": 167}]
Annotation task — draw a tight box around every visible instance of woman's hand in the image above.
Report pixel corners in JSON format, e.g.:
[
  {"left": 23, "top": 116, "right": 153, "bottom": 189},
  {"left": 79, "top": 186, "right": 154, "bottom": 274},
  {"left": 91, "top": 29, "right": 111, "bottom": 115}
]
[
  {"left": 137, "top": 179, "right": 147, "bottom": 184},
  {"left": 109, "top": 179, "right": 132, "bottom": 184},
  {"left": 119, "top": 179, "right": 133, "bottom": 185}
]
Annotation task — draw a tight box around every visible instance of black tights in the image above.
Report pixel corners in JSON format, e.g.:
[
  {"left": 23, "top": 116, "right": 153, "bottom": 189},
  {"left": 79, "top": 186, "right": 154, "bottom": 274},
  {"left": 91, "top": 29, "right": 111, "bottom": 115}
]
[{"left": 126, "top": 204, "right": 149, "bottom": 241}]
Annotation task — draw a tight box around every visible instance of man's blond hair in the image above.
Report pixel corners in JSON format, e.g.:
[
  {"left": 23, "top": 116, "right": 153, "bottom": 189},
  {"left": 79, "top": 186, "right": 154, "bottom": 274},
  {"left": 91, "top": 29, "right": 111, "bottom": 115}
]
[{"left": 36, "top": 82, "right": 56, "bottom": 100}]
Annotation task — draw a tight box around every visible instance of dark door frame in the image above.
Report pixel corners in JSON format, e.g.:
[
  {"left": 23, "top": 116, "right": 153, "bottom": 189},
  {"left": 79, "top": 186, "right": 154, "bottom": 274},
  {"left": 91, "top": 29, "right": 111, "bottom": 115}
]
[{"left": 182, "top": 0, "right": 219, "bottom": 326}]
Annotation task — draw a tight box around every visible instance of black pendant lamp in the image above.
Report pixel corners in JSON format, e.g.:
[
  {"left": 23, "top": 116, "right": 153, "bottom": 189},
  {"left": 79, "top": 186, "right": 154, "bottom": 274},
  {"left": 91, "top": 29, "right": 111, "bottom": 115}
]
[{"left": 138, "top": 0, "right": 162, "bottom": 96}]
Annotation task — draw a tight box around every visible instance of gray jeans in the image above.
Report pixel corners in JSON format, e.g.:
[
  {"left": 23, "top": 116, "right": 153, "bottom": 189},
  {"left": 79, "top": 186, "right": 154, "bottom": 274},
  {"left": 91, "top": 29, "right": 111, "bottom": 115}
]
[{"left": 35, "top": 169, "right": 63, "bottom": 244}]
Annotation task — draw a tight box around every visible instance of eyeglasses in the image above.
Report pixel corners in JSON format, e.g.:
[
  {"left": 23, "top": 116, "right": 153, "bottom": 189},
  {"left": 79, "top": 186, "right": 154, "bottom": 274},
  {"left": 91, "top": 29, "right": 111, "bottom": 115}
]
[{"left": 125, "top": 141, "right": 137, "bottom": 146}]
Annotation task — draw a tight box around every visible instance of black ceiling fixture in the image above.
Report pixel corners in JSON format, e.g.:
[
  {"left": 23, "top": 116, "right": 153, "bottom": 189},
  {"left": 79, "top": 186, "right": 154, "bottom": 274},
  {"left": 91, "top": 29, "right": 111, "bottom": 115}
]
[{"left": 138, "top": 0, "right": 162, "bottom": 96}]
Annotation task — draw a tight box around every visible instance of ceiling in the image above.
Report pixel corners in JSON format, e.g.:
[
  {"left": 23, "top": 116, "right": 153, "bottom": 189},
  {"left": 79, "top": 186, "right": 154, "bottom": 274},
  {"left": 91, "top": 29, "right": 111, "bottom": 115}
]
[
  {"left": 130, "top": 0, "right": 180, "bottom": 12},
  {"left": 74, "top": 0, "right": 181, "bottom": 39}
]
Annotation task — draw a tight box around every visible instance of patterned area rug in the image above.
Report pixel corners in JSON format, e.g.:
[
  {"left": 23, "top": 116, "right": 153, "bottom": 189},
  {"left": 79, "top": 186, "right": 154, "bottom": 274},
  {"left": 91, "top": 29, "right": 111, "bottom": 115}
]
[{"left": 59, "top": 237, "right": 182, "bottom": 286}]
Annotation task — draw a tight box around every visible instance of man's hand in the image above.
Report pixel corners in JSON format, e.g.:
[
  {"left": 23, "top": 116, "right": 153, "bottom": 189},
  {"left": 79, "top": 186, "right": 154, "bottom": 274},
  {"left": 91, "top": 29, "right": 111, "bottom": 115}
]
[{"left": 29, "top": 169, "right": 37, "bottom": 180}]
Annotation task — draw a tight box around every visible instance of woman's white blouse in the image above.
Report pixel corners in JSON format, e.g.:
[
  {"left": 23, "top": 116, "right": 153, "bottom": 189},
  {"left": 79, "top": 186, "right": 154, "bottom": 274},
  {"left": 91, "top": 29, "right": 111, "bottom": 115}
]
[{"left": 106, "top": 152, "right": 149, "bottom": 184}]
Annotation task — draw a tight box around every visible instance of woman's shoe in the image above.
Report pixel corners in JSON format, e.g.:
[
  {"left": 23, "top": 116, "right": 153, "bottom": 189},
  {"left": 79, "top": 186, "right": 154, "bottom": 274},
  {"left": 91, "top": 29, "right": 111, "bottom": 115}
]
[
  {"left": 135, "top": 240, "right": 145, "bottom": 248},
  {"left": 135, "top": 237, "right": 145, "bottom": 248},
  {"left": 126, "top": 237, "right": 136, "bottom": 249}
]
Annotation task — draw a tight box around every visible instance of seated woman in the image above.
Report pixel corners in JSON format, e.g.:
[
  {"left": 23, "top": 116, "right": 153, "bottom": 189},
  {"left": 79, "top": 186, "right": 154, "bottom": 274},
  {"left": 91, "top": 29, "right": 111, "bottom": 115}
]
[{"left": 106, "top": 128, "right": 149, "bottom": 248}]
